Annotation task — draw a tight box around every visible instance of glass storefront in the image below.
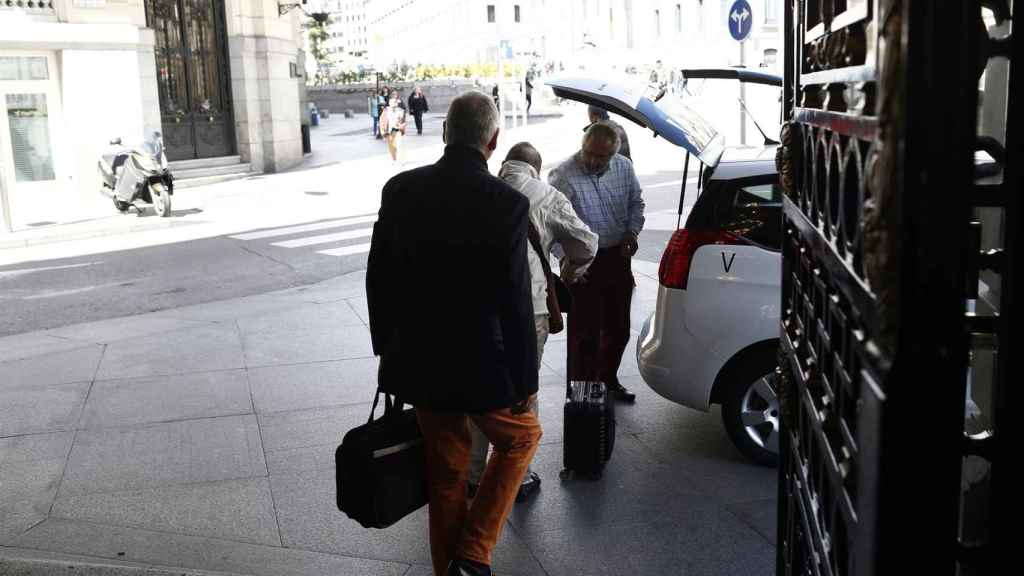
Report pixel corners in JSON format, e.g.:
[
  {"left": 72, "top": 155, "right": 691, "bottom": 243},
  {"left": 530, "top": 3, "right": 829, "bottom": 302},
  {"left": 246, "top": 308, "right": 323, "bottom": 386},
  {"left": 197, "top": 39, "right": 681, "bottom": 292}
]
[
  {"left": 0, "top": 52, "right": 63, "bottom": 231},
  {"left": 6, "top": 93, "right": 55, "bottom": 182}
]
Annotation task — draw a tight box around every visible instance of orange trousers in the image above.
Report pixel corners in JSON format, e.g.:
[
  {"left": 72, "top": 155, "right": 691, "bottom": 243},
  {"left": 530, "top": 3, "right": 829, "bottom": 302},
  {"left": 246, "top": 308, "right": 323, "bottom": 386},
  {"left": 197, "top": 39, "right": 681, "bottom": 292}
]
[{"left": 416, "top": 401, "right": 541, "bottom": 575}]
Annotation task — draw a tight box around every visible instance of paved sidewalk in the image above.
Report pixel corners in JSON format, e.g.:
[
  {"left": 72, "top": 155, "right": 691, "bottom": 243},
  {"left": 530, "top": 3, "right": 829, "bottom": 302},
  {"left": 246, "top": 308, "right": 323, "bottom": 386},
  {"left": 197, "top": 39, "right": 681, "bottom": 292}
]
[{"left": 0, "top": 259, "right": 776, "bottom": 576}]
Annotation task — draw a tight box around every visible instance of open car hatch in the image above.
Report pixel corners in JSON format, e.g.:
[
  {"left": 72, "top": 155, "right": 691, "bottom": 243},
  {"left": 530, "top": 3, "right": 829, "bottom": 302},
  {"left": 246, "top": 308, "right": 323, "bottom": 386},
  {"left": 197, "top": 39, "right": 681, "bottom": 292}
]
[{"left": 546, "top": 77, "right": 727, "bottom": 168}]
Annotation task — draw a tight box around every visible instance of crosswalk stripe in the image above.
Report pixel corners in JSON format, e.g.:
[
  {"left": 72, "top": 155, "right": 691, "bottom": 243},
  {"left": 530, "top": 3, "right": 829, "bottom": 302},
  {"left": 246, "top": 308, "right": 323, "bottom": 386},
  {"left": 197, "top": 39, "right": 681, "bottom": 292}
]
[
  {"left": 229, "top": 215, "right": 377, "bottom": 241},
  {"left": 271, "top": 227, "right": 374, "bottom": 248},
  {"left": 317, "top": 243, "right": 372, "bottom": 257}
]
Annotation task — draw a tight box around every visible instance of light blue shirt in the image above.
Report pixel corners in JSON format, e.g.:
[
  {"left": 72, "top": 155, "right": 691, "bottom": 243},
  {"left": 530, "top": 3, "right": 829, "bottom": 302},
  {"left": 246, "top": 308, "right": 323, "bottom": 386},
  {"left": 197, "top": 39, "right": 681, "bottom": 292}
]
[{"left": 548, "top": 153, "right": 645, "bottom": 248}]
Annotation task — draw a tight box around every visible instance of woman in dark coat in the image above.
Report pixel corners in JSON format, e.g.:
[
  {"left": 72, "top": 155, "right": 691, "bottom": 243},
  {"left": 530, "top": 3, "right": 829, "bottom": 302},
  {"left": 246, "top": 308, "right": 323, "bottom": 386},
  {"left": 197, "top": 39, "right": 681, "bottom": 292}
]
[{"left": 407, "top": 86, "right": 429, "bottom": 135}]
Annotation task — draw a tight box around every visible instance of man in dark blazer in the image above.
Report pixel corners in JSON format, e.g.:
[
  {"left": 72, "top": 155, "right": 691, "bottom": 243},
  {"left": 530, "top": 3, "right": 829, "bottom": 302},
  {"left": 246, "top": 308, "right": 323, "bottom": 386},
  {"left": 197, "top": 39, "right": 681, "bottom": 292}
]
[{"left": 366, "top": 90, "right": 541, "bottom": 576}]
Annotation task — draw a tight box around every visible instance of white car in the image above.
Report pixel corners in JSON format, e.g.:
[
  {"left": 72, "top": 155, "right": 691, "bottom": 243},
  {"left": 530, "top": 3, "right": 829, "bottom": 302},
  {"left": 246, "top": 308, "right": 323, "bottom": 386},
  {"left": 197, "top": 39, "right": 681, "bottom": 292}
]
[
  {"left": 637, "top": 146, "right": 781, "bottom": 466},
  {"left": 548, "top": 70, "right": 783, "bottom": 466}
]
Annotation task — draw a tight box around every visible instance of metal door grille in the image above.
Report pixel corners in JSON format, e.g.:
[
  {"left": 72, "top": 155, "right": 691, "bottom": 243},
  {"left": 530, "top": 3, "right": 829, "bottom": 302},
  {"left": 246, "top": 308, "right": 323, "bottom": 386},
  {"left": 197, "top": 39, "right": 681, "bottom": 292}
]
[
  {"left": 146, "top": 0, "right": 236, "bottom": 161},
  {"left": 777, "top": 1, "right": 1017, "bottom": 574}
]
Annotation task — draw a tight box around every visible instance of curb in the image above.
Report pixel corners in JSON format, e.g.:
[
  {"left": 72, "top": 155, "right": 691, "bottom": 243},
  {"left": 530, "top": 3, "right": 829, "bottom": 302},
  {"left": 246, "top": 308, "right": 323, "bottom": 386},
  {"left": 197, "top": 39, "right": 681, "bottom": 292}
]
[
  {"left": 0, "top": 219, "right": 178, "bottom": 251},
  {"left": 0, "top": 549, "right": 245, "bottom": 576}
]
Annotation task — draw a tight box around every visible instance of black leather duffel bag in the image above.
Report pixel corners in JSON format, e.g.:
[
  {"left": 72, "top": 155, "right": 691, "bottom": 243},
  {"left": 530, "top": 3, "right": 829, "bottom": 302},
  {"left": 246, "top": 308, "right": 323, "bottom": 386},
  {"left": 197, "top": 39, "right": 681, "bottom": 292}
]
[{"left": 336, "top": 388, "right": 427, "bottom": 529}]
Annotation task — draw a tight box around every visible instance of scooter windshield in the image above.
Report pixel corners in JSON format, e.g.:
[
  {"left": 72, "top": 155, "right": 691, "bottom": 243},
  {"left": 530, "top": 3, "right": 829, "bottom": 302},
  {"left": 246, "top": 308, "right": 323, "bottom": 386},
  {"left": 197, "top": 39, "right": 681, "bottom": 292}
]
[{"left": 140, "top": 140, "right": 162, "bottom": 157}]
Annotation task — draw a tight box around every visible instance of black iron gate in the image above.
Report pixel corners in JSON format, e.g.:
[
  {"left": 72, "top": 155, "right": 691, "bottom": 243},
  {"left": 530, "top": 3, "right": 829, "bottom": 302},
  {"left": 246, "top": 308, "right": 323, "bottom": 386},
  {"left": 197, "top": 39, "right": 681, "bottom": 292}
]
[
  {"left": 146, "top": 0, "right": 236, "bottom": 161},
  {"left": 777, "top": 1, "right": 1018, "bottom": 574}
]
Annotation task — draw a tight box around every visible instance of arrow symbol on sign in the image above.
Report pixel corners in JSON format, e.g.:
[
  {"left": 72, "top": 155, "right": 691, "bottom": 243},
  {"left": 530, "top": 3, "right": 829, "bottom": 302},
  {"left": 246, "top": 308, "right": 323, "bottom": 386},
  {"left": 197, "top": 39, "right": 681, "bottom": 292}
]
[{"left": 731, "top": 7, "right": 750, "bottom": 32}]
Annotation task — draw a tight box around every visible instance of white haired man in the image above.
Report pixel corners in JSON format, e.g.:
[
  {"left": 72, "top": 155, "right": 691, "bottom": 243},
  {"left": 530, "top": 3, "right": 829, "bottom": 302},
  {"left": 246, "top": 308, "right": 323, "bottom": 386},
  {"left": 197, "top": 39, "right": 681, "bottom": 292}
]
[
  {"left": 467, "top": 141, "right": 598, "bottom": 503},
  {"left": 549, "top": 121, "right": 646, "bottom": 403}
]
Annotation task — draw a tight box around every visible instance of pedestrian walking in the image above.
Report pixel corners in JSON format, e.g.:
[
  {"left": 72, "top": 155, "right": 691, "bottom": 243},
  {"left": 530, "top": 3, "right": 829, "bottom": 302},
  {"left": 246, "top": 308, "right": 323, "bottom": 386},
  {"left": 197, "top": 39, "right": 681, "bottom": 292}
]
[
  {"left": 492, "top": 84, "right": 500, "bottom": 111},
  {"left": 366, "top": 91, "right": 541, "bottom": 576},
  {"left": 408, "top": 85, "right": 430, "bottom": 135},
  {"left": 369, "top": 91, "right": 381, "bottom": 138},
  {"left": 585, "top": 105, "right": 631, "bottom": 161},
  {"left": 524, "top": 74, "right": 534, "bottom": 115},
  {"left": 467, "top": 141, "right": 598, "bottom": 503},
  {"left": 379, "top": 92, "right": 407, "bottom": 164},
  {"left": 375, "top": 88, "right": 388, "bottom": 139},
  {"left": 548, "top": 122, "right": 646, "bottom": 404}
]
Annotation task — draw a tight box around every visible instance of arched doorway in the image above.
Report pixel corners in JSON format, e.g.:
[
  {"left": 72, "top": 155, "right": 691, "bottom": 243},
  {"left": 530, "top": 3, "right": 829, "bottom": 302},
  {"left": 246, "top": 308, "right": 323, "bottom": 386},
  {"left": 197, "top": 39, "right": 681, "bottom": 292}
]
[{"left": 145, "top": 0, "right": 236, "bottom": 161}]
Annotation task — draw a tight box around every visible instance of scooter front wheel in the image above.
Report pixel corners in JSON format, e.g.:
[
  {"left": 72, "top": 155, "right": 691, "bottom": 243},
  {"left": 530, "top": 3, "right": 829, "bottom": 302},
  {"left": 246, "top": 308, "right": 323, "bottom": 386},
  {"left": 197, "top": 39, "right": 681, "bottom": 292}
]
[
  {"left": 150, "top": 182, "right": 171, "bottom": 217},
  {"left": 112, "top": 195, "right": 131, "bottom": 213}
]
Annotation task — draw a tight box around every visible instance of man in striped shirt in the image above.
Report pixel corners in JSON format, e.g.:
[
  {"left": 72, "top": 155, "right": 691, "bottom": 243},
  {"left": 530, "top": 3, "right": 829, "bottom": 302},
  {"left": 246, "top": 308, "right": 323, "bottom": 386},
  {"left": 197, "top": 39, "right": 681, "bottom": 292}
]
[{"left": 549, "top": 121, "right": 645, "bottom": 403}]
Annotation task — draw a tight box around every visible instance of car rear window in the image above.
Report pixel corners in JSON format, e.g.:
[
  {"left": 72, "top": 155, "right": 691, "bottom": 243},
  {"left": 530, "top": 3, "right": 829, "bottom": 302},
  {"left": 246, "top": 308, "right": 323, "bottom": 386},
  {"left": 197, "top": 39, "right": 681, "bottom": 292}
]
[{"left": 717, "top": 178, "right": 783, "bottom": 249}]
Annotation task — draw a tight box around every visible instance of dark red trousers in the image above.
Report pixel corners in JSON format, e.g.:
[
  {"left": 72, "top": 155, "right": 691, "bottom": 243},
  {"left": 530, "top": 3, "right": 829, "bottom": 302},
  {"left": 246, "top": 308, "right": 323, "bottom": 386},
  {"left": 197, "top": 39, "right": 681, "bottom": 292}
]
[{"left": 568, "top": 247, "right": 634, "bottom": 385}]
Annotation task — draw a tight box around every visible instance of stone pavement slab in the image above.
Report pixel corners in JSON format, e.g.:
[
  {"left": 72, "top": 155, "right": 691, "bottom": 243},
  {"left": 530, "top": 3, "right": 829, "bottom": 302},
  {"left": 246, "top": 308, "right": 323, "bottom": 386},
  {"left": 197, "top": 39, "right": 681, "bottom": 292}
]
[
  {"left": 726, "top": 498, "right": 778, "bottom": 545},
  {"left": 0, "top": 432, "right": 74, "bottom": 543},
  {"left": 149, "top": 294, "right": 311, "bottom": 324},
  {"left": 523, "top": 505, "right": 775, "bottom": 576},
  {"left": 78, "top": 370, "right": 252, "bottom": 430},
  {"left": 95, "top": 324, "right": 245, "bottom": 380},
  {"left": 9, "top": 519, "right": 409, "bottom": 576},
  {"left": 0, "top": 332, "right": 98, "bottom": 363},
  {"left": 238, "top": 304, "right": 373, "bottom": 367},
  {"left": 51, "top": 478, "right": 280, "bottom": 546},
  {"left": 631, "top": 413, "right": 779, "bottom": 505},
  {"left": 0, "top": 345, "right": 105, "bottom": 390},
  {"left": 258, "top": 402, "right": 371, "bottom": 476},
  {"left": 247, "top": 357, "right": 378, "bottom": 414},
  {"left": 47, "top": 316, "right": 213, "bottom": 345},
  {"left": 60, "top": 415, "right": 266, "bottom": 497},
  {"left": 507, "top": 436, "right": 706, "bottom": 536},
  {"left": 0, "top": 381, "right": 90, "bottom": 437},
  {"left": 0, "top": 547, "right": 242, "bottom": 576},
  {"left": 268, "top": 468, "right": 546, "bottom": 576}
]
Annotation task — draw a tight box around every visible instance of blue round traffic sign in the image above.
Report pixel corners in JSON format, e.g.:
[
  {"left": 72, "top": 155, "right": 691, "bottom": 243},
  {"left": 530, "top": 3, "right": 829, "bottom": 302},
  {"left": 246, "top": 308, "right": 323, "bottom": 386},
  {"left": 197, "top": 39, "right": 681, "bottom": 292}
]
[{"left": 728, "top": 0, "right": 753, "bottom": 42}]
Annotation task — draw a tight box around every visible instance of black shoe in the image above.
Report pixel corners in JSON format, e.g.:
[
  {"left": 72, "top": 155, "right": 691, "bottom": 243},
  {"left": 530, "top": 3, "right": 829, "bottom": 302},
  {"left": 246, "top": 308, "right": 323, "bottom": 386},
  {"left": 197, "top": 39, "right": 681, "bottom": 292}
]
[
  {"left": 466, "top": 481, "right": 478, "bottom": 499},
  {"left": 447, "top": 558, "right": 491, "bottom": 576},
  {"left": 515, "top": 472, "right": 541, "bottom": 502},
  {"left": 608, "top": 381, "right": 636, "bottom": 403}
]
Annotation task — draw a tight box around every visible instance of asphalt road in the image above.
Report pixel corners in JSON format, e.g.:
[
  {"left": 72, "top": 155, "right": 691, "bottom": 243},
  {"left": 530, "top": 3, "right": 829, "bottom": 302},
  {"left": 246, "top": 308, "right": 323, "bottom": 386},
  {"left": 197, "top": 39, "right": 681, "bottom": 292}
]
[{"left": 0, "top": 173, "right": 692, "bottom": 337}]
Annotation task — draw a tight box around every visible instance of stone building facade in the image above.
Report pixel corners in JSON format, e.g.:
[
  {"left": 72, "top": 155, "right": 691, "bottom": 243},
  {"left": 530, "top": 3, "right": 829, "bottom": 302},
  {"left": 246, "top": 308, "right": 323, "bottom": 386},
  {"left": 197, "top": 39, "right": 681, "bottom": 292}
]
[{"left": 0, "top": 0, "right": 305, "bottom": 233}]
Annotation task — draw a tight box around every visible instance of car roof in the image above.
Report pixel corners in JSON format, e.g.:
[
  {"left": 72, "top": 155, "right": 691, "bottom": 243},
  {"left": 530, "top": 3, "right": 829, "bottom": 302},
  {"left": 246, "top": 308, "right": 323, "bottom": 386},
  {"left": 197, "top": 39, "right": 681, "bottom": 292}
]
[{"left": 708, "top": 145, "right": 779, "bottom": 180}]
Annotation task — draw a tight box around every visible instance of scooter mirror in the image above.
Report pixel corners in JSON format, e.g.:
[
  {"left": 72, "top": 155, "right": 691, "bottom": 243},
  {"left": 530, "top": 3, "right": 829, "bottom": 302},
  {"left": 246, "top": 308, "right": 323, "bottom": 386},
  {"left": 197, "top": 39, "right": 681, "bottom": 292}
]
[{"left": 110, "top": 138, "right": 122, "bottom": 145}]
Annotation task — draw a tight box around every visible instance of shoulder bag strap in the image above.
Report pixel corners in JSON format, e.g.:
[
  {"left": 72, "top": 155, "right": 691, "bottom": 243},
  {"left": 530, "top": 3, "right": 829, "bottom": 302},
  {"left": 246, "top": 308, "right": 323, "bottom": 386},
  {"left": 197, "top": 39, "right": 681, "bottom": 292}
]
[{"left": 526, "top": 220, "right": 564, "bottom": 333}]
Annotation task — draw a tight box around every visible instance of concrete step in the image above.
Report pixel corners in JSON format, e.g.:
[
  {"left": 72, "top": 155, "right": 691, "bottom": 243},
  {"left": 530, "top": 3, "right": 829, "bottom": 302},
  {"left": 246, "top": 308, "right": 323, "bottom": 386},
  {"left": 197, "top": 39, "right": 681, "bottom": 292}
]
[
  {"left": 173, "top": 171, "right": 262, "bottom": 190},
  {"left": 168, "top": 155, "right": 242, "bottom": 171},
  {"left": 0, "top": 547, "right": 245, "bottom": 576},
  {"left": 173, "top": 163, "right": 253, "bottom": 180}
]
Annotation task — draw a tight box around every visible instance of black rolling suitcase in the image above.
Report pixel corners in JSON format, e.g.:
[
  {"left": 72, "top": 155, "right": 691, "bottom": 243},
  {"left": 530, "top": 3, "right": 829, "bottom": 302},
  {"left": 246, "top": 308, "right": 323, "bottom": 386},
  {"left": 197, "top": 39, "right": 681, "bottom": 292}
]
[{"left": 562, "top": 380, "right": 616, "bottom": 478}]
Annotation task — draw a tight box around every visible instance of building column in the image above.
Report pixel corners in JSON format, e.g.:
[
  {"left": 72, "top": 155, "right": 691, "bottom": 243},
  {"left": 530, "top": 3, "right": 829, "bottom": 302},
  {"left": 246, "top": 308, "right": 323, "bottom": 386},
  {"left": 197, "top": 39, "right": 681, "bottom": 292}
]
[{"left": 225, "top": 0, "right": 303, "bottom": 174}]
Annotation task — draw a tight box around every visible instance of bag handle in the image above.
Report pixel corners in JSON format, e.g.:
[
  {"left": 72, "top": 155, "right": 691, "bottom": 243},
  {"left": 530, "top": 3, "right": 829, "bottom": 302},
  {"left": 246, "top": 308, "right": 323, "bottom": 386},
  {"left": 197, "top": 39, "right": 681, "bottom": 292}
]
[
  {"left": 367, "top": 388, "right": 407, "bottom": 423},
  {"left": 368, "top": 359, "right": 407, "bottom": 423}
]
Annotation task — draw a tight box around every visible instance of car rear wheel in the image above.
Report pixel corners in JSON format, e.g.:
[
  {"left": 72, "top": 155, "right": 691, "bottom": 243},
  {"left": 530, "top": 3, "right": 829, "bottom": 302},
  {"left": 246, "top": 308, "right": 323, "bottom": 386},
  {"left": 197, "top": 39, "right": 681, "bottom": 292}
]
[{"left": 722, "top": 365, "right": 780, "bottom": 467}]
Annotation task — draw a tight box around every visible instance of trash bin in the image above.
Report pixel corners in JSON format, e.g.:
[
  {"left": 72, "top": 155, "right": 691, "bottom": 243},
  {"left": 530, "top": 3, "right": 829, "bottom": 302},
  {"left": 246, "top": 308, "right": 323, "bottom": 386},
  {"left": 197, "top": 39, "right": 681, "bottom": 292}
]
[
  {"left": 310, "top": 108, "right": 319, "bottom": 127},
  {"left": 319, "top": 108, "right": 330, "bottom": 119},
  {"left": 301, "top": 124, "right": 311, "bottom": 154}
]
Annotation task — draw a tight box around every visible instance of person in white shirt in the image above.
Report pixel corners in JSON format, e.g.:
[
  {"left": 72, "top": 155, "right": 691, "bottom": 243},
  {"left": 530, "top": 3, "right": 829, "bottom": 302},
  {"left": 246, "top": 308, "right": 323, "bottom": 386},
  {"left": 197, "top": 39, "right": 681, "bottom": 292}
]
[{"left": 467, "top": 141, "right": 598, "bottom": 502}]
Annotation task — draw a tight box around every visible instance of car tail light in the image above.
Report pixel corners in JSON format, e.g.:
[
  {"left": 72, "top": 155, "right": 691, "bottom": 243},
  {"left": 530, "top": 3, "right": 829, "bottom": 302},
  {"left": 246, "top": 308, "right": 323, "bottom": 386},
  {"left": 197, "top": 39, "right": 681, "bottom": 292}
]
[{"left": 658, "top": 229, "right": 749, "bottom": 289}]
